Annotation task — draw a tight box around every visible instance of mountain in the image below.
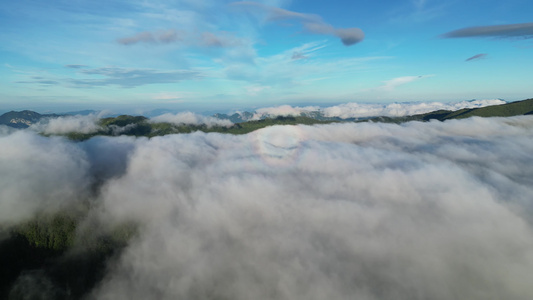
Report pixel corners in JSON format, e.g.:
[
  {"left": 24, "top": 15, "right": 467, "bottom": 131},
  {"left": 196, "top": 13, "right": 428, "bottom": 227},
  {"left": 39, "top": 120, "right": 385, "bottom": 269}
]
[
  {"left": 0, "top": 110, "right": 61, "bottom": 128},
  {"left": 429, "top": 98, "right": 533, "bottom": 120},
  {"left": 367, "top": 98, "right": 533, "bottom": 123}
]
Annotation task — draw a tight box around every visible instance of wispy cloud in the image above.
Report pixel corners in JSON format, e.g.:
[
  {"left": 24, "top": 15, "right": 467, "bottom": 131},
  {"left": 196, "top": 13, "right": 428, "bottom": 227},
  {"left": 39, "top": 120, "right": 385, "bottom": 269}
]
[
  {"left": 245, "top": 84, "right": 271, "bottom": 95},
  {"left": 117, "top": 29, "right": 248, "bottom": 49},
  {"left": 15, "top": 66, "right": 202, "bottom": 89},
  {"left": 221, "top": 40, "right": 386, "bottom": 88},
  {"left": 65, "top": 64, "right": 88, "bottom": 69},
  {"left": 291, "top": 51, "right": 307, "bottom": 60},
  {"left": 198, "top": 31, "right": 246, "bottom": 48},
  {"left": 412, "top": 0, "right": 427, "bottom": 10},
  {"left": 70, "top": 67, "right": 202, "bottom": 88},
  {"left": 390, "top": 0, "right": 447, "bottom": 24},
  {"left": 378, "top": 75, "right": 434, "bottom": 91},
  {"left": 117, "top": 29, "right": 183, "bottom": 45},
  {"left": 16, "top": 80, "right": 60, "bottom": 86},
  {"left": 465, "top": 53, "right": 488, "bottom": 62},
  {"left": 441, "top": 22, "right": 533, "bottom": 39},
  {"left": 230, "top": 1, "right": 364, "bottom": 46}
]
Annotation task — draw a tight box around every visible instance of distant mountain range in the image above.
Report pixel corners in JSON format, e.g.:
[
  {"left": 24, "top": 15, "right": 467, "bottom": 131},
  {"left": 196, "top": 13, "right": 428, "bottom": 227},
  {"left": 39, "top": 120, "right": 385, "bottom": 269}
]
[
  {"left": 1, "top": 98, "right": 532, "bottom": 131},
  {"left": 213, "top": 111, "right": 354, "bottom": 123},
  {"left": 212, "top": 99, "right": 526, "bottom": 123}
]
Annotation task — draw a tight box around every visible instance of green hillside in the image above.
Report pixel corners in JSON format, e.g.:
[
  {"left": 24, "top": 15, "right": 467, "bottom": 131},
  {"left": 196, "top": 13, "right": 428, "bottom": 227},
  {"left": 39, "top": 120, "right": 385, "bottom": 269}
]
[
  {"left": 0, "top": 209, "right": 137, "bottom": 298},
  {"left": 440, "top": 98, "right": 533, "bottom": 119},
  {"left": 63, "top": 115, "right": 335, "bottom": 141},
  {"left": 366, "top": 98, "right": 533, "bottom": 123}
]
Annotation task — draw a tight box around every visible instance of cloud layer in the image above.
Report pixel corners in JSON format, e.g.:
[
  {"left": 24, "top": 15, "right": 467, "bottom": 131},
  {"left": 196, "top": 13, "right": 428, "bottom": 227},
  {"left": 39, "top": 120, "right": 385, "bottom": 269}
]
[{"left": 2, "top": 116, "right": 533, "bottom": 299}]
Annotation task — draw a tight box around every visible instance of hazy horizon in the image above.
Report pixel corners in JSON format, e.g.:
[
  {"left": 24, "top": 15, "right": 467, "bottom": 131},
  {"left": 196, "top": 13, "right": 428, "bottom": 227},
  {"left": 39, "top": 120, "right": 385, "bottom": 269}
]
[{"left": 0, "top": 97, "right": 512, "bottom": 117}]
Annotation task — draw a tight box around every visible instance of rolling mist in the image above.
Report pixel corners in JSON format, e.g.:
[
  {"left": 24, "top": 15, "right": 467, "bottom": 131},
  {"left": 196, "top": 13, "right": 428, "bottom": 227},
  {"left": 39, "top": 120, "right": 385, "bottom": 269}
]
[{"left": 1, "top": 116, "right": 533, "bottom": 299}]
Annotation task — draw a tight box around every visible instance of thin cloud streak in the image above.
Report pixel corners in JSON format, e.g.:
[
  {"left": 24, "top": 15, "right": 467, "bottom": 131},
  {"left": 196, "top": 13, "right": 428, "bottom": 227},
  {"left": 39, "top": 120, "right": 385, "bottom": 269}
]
[
  {"left": 72, "top": 67, "right": 202, "bottom": 88},
  {"left": 441, "top": 22, "right": 533, "bottom": 39},
  {"left": 465, "top": 53, "right": 488, "bottom": 62},
  {"left": 291, "top": 51, "right": 308, "bottom": 60},
  {"left": 65, "top": 64, "right": 88, "bottom": 69},
  {"left": 117, "top": 29, "right": 247, "bottom": 48},
  {"left": 378, "top": 75, "right": 434, "bottom": 91},
  {"left": 117, "top": 29, "right": 183, "bottom": 45},
  {"left": 230, "top": 1, "right": 365, "bottom": 46}
]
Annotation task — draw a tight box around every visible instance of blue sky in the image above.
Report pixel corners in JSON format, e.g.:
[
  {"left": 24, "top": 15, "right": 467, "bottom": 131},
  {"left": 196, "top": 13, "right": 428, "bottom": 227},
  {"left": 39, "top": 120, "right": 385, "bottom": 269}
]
[{"left": 1, "top": 0, "right": 532, "bottom": 113}]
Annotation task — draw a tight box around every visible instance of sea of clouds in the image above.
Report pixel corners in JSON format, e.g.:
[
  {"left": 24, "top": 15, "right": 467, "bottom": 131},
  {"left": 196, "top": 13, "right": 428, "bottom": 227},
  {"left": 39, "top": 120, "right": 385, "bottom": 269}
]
[{"left": 1, "top": 115, "right": 533, "bottom": 299}]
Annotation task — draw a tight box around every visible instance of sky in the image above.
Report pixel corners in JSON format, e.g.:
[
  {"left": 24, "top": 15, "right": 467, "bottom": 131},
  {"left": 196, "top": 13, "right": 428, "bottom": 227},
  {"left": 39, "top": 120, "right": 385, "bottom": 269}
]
[{"left": 1, "top": 0, "right": 532, "bottom": 113}]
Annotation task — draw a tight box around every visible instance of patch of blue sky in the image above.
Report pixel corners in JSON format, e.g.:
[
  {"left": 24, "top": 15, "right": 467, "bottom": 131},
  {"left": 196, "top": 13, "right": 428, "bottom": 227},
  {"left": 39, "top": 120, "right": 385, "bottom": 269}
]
[{"left": 1, "top": 0, "right": 532, "bottom": 111}]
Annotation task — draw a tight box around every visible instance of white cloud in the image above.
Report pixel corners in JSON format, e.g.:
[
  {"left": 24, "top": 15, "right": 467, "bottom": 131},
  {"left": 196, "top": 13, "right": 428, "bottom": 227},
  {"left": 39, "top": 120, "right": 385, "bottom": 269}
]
[
  {"left": 253, "top": 104, "right": 319, "bottom": 119},
  {"left": 150, "top": 112, "right": 233, "bottom": 127},
  {"left": 117, "top": 29, "right": 183, "bottom": 45},
  {"left": 30, "top": 114, "right": 102, "bottom": 135},
  {"left": 222, "top": 40, "right": 387, "bottom": 87},
  {"left": 91, "top": 116, "right": 533, "bottom": 299},
  {"left": 231, "top": 2, "right": 365, "bottom": 46},
  {"left": 0, "top": 131, "right": 90, "bottom": 225},
  {"left": 251, "top": 99, "right": 506, "bottom": 119},
  {"left": 245, "top": 84, "right": 271, "bottom": 95},
  {"left": 321, "top": 99, "right": 506, "bottom": 119},
  {"left": 0, "top": 125, "right": 19, "bottom": 136},
  {"left": 378, "top": 75, "right": 434, "bottom": 91}
]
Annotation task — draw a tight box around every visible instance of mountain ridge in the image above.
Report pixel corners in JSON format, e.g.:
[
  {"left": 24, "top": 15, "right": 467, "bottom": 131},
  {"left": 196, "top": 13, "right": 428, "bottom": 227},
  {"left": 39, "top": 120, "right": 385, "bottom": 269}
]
[
  {"left": 1, "top": 99, "right": 532, "bottom": 138},
  {"left": 0, "top": 110, "right": 61, "bottom": 128}
]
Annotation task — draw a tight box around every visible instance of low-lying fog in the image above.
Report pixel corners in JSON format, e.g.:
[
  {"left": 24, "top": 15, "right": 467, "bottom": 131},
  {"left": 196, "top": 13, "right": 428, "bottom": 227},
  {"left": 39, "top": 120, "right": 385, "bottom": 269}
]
[{"left": 1, "top": 116, "right": 533, "bottom": 299}]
